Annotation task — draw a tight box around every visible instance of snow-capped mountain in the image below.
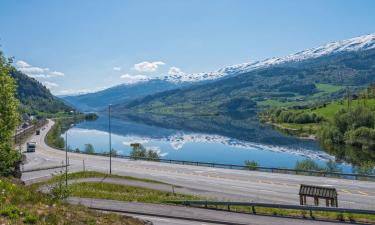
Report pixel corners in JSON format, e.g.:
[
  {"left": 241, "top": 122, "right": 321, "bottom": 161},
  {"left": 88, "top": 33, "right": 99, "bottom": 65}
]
[
  {"left": 63, "top": 32, "right": 375, "bottom": 110},
  {"left": 163, "top": 33, "right": 375, "bottom": 83}
]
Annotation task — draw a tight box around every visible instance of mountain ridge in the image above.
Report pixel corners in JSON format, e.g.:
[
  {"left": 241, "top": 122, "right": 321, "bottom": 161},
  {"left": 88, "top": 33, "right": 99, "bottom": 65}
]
[{"left": 63, "top": 32, "right": 375, "bottom": 112}]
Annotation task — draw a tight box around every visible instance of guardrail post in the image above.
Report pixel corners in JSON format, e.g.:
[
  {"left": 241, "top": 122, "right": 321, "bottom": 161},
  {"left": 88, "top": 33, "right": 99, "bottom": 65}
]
[{"left": 252, "top": 206, "right": 256, "bottom": 214}]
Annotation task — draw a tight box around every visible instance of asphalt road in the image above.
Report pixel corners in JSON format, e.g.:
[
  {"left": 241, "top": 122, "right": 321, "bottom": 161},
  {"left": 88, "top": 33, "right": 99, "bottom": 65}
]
[
  {"left": 22, "top": 120, "right": 375, "bottom": 211},
  {"left": 68, "top": 197, "right": 345, "bottom": 225}
]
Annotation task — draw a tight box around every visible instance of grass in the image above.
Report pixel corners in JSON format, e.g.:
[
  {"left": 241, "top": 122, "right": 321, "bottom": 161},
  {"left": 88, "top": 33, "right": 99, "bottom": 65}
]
[
  {"left": 28, "top": 171, "right": 375, "bottom": 224},
  {"left": 31, "top": 171, "right": 165, "bottom": 189},
  {"left": 262, "top": 98, "right": 375, "bottom": 138},
  {"left": 0, "top": 177, "right": 144, "bottom": 225},
  {"left": 256, "top": 99, "right": 297, "bottom": 107},
  {"left": 312, "top": 83, "right": 344, "bottom": 98},
  {"left": 256, "top": 83, "right": 345, "bottom": 108},
  {"left": 311, "top": 99, "right": 375, "bottom": 121},
  {"left": 69, "top": 182, "right": 200, "bottom": 203},
  {"left": 181, "top": 204, "right": 375, "bottom": 224}
]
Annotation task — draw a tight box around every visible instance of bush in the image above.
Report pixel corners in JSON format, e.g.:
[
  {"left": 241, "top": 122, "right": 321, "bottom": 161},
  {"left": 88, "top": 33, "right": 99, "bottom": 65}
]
[
  {"left": 23, "top": 214, "right": 38, "bottom": 224},
  {"left": 0, "top": 205, "right": 22, "bottom": 219},
  {"left": 294, "top": 159, "right": 323, "bottom": 171},
  {"left": 244, "top": 160, "right": 259, "bottom": 170},
  {"left": 325, "top": 160, "right": 342, "bottom": 173},
  {"left": 353, "top": 161, "right": 375, "bottom": 175},
  {"left": 344, "top": 127, "right": 375, "bottom": 150},
  {"left": 50, "top": 171, "right": 71, "bottom": 200},
  {"left": 317, "top": 125, "right": 344, "bottom": 145}
]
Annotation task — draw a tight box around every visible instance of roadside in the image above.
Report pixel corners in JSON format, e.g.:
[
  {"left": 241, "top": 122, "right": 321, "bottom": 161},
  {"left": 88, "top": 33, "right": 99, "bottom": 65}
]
[
  {"left": 21, "top": 119, "right": 375, "bottom": 210},
  {"left": 31, "top": 171, "right": 372, "bottom": 224}
]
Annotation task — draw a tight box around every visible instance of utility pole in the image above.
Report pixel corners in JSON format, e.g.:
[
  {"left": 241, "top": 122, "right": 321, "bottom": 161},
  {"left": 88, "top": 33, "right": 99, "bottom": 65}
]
[{"left": 108, "top": 104, "right": 112, "bottom": 174}]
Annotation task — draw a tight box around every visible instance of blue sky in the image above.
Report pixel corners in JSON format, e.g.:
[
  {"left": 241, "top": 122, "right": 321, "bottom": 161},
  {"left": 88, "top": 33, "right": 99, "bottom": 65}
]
[{"left": 1, "top": 0, "right": 375, "bottom": 95}]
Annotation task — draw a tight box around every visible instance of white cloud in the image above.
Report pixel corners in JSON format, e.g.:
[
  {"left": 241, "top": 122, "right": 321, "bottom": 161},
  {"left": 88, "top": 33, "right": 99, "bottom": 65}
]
[
  {"left": 15, "top": 60, "right": 65, "bottom": 79},
  {"left": 168, "top": 66, "right": 185, "bottom": 76},
  {"left": 133, "top": 61, "right": 165, "bottom": 72},
  {"left": 49, "top": 71, "right": 65, "bottom": 77},
  {"left": 42, "top": 81, "right": 59, "bottom": 89},
  {"left": 120, "top": 74, "right": 150, "bottom": 84},
  {"left": 28, "top": 71, "right": 65, "bottom": 79},
  {"left": 16, "top": 60, "right": 31, "bottom": 68},
  {"left": 113, "top": 66, "right": 122, "bottom": 71},
  {"left": 57, "top": 86, "right": 110, "bottom": 96},
  {"left": 19, "top": 66, "right": 49, "bottom": 74}
]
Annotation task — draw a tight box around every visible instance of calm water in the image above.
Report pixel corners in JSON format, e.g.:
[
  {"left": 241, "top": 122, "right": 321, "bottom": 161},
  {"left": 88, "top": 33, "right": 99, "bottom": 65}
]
[{"left": 62, "top": 115, "right": 353, "bottom": 172}]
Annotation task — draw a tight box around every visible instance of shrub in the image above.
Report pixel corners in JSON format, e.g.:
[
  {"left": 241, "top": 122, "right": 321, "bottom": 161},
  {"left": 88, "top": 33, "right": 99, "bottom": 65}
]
[
  {"left": 294, "top": 159, "right": 323, "bottom": 171},
  {"left": 344, "top": 127, "right": 375, "bottom": 150},
  {"left": 244, "top": 160, "right": 259, "bottom": 170},
  {"left": 23, "top": 214, "right": 38, "bottom": 224},
  {"left": 0, "top": 205, "right": 22, "bottom": 219}
]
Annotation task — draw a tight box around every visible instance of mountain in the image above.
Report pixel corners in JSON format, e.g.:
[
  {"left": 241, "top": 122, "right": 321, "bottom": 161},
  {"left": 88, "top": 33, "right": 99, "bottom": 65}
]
[
  {"left": 10, "top": 68, "right": 72, "bottom": 115},
  {"left": 111, "top": 33, "right": 375, "bottom": 130},
  {"left": 64, "top": 33, "right": 375, "bottom": 112},
  {"left": 61, "top": 79, "right": 185, "bottom": 111},
  {"left": 164, "top": 33, "right": 375, "bottom": 83}
]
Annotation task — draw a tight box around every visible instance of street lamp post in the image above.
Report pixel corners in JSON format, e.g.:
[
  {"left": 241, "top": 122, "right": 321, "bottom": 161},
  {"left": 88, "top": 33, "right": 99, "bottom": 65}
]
[
  {"left": 65, "top": 129, "right": 68, "bottom": 187},
  {"left": 65, "top": 110, "right": 75, "bottom": 187},
  {"left": 108, "top": 104, "right": 112, "bottom": 174}
]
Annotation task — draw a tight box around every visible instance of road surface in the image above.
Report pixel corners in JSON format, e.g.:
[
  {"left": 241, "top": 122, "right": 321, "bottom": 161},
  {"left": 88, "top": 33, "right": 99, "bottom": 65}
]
[
  {"left": 68, "top": 197, "right": 345, "bottom": 225},
  {"left": 22, "top": 120, "right": 375, "bottom": 211}
]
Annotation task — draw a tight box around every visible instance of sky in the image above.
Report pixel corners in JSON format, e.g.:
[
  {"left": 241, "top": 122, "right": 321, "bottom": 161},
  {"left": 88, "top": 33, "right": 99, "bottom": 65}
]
[{"left": 1, "top": 0, "right": 375, "bottom": 95}]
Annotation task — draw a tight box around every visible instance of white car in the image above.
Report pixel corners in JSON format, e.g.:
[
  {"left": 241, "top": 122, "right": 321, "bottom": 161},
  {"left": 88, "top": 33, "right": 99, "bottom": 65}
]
[{"left": 27, "top": 142, "right": 36, "bottom": 152}]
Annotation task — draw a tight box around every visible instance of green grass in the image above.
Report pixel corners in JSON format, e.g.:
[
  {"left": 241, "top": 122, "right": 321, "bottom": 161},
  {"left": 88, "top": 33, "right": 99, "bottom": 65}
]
[
  {"left": 312, "top": 83, "right": 344, "bottom": 98},
  {"left": 32, "top": 171, "right": 165, "bottom": 189},
  {"left": 257, "top": 83, "right": 345, "bottom": 108},
  {"left": 69, "top": 182, "right": 200, "bottom": 203},
  {"left": 0, "top": 177, "right": 143, "bottom": 225},
  {"left": 192, "top": 204, "right": 375, "bottom": 223},
  {"left": 256, "top": 99, "right": 297, "bottom": 107},
  {"left": 31, "top": 171, "right": 375, "bottom": 224},
  {"left": 310, "top": 99, "right": 375, "bottom": 121}
]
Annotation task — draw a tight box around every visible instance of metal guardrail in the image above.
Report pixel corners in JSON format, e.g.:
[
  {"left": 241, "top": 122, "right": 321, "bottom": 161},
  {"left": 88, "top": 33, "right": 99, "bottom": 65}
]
[
  {"left": 22, "top": 164, "right": 70, "bottom": 173},
  {"left": 48, "top": 147, "right": 375, "bottom": 181},
  {"left": 14, "top": 119, "right": 47, "bottom": 145},
  {"left": 163, "top": 200, "right": 375, "bottom": 216},
  {"left": 108, "top": 155, "right": 375, "bottom": 181}
]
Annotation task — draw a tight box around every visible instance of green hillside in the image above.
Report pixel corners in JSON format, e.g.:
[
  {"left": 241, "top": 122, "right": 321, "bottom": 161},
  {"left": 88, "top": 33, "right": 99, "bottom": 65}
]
[
  {"left": 113, "top": 48, "right": 375, "bottom": 121},
  {"left": 10, "top": 68, "right": 72, "bottom": 116}
]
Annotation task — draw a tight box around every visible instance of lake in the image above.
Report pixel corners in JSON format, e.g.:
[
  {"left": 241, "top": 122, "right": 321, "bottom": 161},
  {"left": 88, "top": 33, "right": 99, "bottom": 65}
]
[{"left": 62, "top": 115, "right": 353, "bottom": 173}]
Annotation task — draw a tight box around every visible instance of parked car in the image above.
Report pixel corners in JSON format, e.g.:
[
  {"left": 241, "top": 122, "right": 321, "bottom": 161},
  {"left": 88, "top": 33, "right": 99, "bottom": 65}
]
[{"left": 27, "top": 142, "right": 36, "bottom": 152}]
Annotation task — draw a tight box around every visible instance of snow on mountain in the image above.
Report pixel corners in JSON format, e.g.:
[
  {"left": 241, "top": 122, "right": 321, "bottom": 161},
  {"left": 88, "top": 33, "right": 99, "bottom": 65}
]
[
  {"left": 63, "top": 33, "right": 375, "bottom": 95},
  {"left": 164, "top": 33, "right": 375, "bottom": 83}
]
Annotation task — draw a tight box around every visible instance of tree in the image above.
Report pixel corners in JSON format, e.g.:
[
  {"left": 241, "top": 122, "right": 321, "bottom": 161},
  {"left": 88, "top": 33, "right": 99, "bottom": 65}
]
[
  {"left": 130, "top": 144, "right": 160, "bottom": 160},
  {"left": 0, "top": 51, "right": 21, "bottom": 176},
  {"left": 84, "top": 144, "right": 95, "bottom": 154}
]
